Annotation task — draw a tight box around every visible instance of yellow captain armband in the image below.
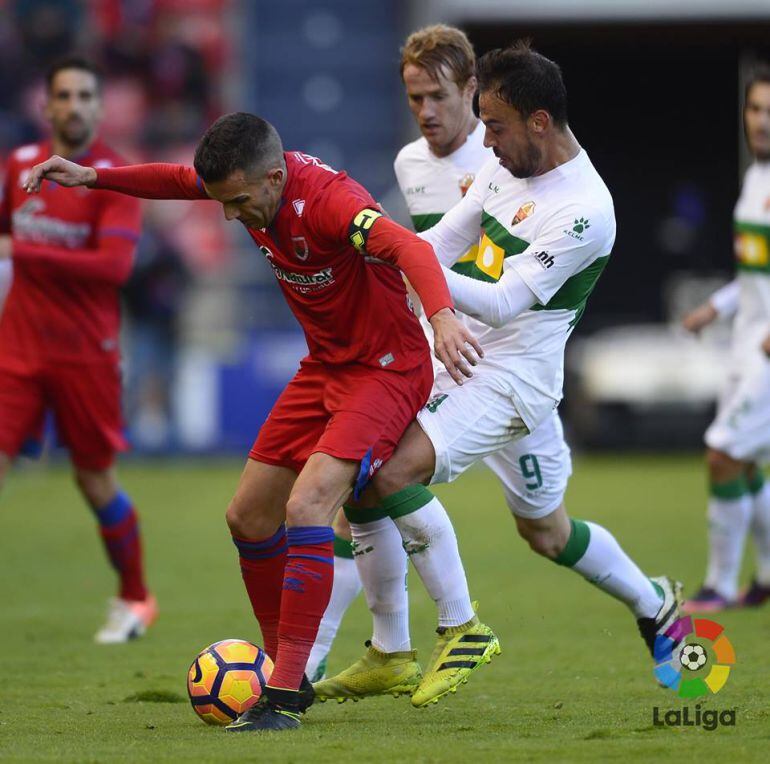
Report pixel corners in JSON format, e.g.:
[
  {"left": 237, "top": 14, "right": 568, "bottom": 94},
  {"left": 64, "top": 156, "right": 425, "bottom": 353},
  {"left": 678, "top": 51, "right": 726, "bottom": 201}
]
[{"left": 348, "top": 208, "right": 383, "bottom": 253}]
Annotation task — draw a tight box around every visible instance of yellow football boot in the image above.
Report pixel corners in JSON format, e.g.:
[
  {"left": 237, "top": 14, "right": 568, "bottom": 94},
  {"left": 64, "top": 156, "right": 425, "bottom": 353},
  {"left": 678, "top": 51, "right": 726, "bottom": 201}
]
[
  {"left": 313, "top": 642, "right": 422, "bottom": 703},
  {"left": 411, "top": 612, "right": 501, "bottom": 708}
]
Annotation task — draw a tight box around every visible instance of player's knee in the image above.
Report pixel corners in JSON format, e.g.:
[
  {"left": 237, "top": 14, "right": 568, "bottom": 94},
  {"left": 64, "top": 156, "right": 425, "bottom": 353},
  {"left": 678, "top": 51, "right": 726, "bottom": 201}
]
[
  {"left": 375, "top": 461, "right": 430, "bottom": 499},
  {"left": 74, "top": 468, "right": 117, "bottom": 508},
  {"left": 285, "top": 491, "right": 325, "bottom": 527},
  {"left": 225, "top": 498, "right": 278, "bottom": 540},
  {"left": 706, "top": 448, "right": 743, "bottom": 483}
]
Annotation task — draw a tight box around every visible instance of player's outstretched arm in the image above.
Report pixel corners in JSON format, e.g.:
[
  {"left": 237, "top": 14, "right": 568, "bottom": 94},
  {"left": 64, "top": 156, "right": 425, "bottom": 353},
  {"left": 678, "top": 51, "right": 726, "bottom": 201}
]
[
  {"left": 682, "top": 279, "right": 739, "bottom": 333},
  {"left": 24, "top": 155, "right": 96, "bottom": 191},
  {"left": 681, "top": 302, "right": 718, "bottom": 334},
  {"left": 24, "top": 157, "right": 207, "bottom": 200}
]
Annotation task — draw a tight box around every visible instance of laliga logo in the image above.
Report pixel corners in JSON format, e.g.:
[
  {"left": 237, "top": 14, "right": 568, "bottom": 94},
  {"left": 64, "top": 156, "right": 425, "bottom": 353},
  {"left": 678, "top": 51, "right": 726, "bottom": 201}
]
[{"left": 653, "top": 616, "right": 735, "bottom": 697}]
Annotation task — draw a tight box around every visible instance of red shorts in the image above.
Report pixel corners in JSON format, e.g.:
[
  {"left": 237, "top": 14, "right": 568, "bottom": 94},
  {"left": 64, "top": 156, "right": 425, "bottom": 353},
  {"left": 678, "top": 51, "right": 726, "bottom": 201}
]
[
  {"left": 250, "top": 358, "right": 432, "bottom": 491},
  {"left": 0, "top": 362, "right": 127, "bottom": 470}
]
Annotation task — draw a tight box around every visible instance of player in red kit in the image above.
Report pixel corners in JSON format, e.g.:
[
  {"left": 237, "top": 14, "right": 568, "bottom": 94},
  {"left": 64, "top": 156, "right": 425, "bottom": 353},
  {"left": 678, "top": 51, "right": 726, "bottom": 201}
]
[
  {"left": 0, "top": 58, "right": 157, "bottom": 642},
  {"left": 26, "top": 112, "right": 481, "bottom": 732}
]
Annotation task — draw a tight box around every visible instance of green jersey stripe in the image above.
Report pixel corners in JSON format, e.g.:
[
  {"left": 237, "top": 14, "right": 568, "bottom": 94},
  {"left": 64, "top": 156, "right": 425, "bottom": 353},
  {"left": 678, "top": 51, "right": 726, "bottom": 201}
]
[
  {"left": 451, "top": 259, "right": 496, "bottom": 282},
  {"left": 481, "top": 211, "right": 530, "bottom": 256},
  {"left": 734, "top": 220, "right": 770, "bottom": 237},
  {"left": 531, "top": 255, "right": 610, "bottom": 325},
  {"left": 410, "top": 212, "right": 444, "bottom": 233},
  {"left": 734, "top": 220, "right": 770, "bottom": 274}
]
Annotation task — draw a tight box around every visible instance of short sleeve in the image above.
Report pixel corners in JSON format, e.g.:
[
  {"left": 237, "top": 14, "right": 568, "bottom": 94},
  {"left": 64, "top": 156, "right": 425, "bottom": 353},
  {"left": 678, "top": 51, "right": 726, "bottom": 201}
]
[
  {"left": 507, "top": 204, "right": 615, "bottom": 305},
  {"left": 303, "top": 173, "right": 380, "bottom": 246}
]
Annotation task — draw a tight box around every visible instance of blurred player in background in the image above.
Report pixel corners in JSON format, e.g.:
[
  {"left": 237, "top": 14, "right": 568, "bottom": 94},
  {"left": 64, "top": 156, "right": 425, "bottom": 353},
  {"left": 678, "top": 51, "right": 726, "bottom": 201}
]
[
  {"left": 24, "top": 111, "right": 482, "bottom": 732},
  {"left": 681, "top": 65, "right": 770, "bottom": 612},
  {"left": 318, "top": 41, "right": 684, "bottom": 706},
  {"left": 0, "top": 57, "right": 157, "bottom": 643}
]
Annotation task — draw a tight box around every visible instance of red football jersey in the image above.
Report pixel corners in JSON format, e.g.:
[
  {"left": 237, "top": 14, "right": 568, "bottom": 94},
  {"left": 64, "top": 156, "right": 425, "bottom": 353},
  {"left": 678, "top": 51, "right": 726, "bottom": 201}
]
[
  {"left": 94, "top": 151, "right": 450, "bottom": 372},
  {"left": 0, "top": 140, "right": 141, "bottom": 369},
  {"left": 254, "top": 151, "right": 431, "bottom": 370}
]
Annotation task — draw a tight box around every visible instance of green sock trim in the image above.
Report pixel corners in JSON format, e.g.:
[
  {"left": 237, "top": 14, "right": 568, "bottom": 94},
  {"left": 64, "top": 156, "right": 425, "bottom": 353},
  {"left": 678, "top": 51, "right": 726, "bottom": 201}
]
[
  {"left": 710, "top": 476, "right": 749, "bottom": 500},
  {"left": 380, "top": 484, "right": 434, "bottom": 520},
  {"left": 333, "top": 535, "right": 354, "bottom": 559},
  {"left": 651, "top": 580, "right": 665, "bottom": 601},
  {"left": 554, "top": 519, "right": 591, "bottom": 567},
  {"left": 342, "top": 504, "right": 390, "bottom": 524},
  {"left": 748, "top": 470, "right": 766, "bottom": 496}
]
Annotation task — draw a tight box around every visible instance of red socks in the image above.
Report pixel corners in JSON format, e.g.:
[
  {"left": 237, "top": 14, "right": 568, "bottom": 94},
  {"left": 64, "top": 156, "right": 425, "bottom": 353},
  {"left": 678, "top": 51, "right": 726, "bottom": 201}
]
[
  {"left": 232, "top": 525, "right": 288, "bottom": 660},
  {"left": 93, "top": 492, "right": 147, "bottom": 602},
  {"left": 233, "top": 525, "right": 335, "bottom": 691},
  {"left": 269, "top": 526, "right": 335, "bottom": 690}
]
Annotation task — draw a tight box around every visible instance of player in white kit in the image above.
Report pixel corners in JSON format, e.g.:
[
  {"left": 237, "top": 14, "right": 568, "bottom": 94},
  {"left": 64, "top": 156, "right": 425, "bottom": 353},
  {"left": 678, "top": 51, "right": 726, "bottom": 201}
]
[
  {"left": 681, "top": 66, "right": 770, "bottom": 612},
  {"left": 316, "top": 40, "right": 683, "bottom": 708}
]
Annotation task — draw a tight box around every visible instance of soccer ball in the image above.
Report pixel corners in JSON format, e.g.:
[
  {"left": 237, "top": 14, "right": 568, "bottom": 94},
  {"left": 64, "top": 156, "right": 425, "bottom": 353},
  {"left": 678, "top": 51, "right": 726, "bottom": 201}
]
[
  {"left": 187, "top": 639, "right": 273, "bottom": 725},
  {"left": 679, "top": 643, "right": 708, "bottom": 671}
]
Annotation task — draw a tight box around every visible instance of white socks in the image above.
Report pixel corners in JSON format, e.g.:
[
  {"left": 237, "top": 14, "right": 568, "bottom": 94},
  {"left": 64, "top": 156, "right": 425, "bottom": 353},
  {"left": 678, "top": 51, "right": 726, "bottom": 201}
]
[
  {"left": 556, "top": 519, "right": 663, "bottom": 619},
  {"left": 349, "top": 516, "right": 411, "bottom": 653},
  {"left": 704, "top": 492, "right": 752, "bottom": 601},
  {"left": 750, "top": 481, "right": 770, "bottom": 585},
  {"left": 305, "top": 551, "right": 362, "bottom": 679},
  {"left": 384, "top": 486, "right": 475, "bottom": 628}
]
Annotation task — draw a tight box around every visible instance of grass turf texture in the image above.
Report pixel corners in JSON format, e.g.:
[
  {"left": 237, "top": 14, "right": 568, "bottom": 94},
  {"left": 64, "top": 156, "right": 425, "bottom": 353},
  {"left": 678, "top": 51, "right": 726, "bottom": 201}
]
[{"left": 0, "top": 455, "right": 767, "bottom": 762}]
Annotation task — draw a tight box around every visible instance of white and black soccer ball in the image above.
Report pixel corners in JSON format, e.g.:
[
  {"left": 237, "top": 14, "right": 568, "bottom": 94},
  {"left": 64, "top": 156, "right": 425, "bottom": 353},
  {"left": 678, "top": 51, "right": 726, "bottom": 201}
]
[{"left": 680, "top": 643, "right": 708, "bottom": 671}]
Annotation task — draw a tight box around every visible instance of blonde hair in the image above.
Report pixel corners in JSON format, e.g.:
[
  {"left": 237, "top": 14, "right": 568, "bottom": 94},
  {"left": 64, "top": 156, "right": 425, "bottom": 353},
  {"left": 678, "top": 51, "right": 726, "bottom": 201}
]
[{"left": 400, "top": 24, "right": 475, "bottom": 88}]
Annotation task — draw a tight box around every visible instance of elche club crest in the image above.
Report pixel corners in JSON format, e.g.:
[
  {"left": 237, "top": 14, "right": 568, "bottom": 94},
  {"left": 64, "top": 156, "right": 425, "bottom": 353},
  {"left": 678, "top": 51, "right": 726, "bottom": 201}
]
[
  {"left": 512, "top": 201, "right": 535, "bottom": 226},
  {"left": 459, "top": 173, "right": 475, "bottom": 197}
]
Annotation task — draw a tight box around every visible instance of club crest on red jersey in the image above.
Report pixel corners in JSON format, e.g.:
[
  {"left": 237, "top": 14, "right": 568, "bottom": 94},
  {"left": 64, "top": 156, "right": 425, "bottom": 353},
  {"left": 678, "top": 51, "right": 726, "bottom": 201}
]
[{"left": 292, "top": 236, "right": 309, "bottom": 261}]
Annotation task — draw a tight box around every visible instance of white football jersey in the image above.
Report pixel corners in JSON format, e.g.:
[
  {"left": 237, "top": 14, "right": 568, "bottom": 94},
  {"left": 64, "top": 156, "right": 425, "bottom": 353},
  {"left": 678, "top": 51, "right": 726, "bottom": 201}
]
[
  {"left": 394, "top": 122, "right": 493, "bottom": 356},
  {"left": 394, "top": 120, "right": 490, "bottom": 235},
  {"left": 731, "top": 161, "right": 770, "bottom": 365},
  {"left": 422, "top": 149, "right": 616, "bottom": 431}
]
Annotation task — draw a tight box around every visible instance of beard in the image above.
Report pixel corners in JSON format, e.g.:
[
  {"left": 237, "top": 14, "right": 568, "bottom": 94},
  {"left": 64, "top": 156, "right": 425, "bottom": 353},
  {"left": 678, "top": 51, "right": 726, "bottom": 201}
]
[
  {"left": 501, "top": 140, "right": 542, "bottom": 179},
  {"left": 58, "top": 118, "right": 93, "bottom": 150}
]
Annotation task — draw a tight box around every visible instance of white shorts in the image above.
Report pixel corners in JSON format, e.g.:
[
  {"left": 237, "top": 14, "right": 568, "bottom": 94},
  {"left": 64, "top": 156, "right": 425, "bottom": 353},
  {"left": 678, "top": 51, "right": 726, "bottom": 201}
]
[
  {"left": 705, "top": 354, "right": 770, "bottom": 463},
  {"left": 416, "top": 370, "right": 572, "bottom": 519}
]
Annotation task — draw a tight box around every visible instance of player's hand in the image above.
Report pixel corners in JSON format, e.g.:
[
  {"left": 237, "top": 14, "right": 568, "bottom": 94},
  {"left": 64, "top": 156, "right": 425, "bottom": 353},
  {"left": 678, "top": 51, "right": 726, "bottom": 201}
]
[
  {"left": 762, "top": 333, "right": 770, "bottom": 358},
  {"left": 429, "top": 307, "right": 483, "bottom": 385},
  {"left": 681, "top": 302, "right": 718, "bottom": 334},
  {"left": 23, "top": 155, "right": 97, "bottom": 194}
]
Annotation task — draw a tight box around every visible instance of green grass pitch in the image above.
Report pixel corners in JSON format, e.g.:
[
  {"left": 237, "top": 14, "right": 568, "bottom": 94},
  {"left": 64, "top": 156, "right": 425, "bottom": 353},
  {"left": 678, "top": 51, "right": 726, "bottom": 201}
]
[{"left": 0, "top": 454, "right": 768, "bottom": 762}]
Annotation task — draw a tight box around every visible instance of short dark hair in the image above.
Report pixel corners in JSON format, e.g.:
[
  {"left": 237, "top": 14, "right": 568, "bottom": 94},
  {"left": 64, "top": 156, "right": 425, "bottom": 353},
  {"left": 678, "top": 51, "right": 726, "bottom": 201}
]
[
  {"left": 474, "top": 40, "right": 568, "bottom": 127},
  {"left": 745, "top": 63, "right": 770, "bottom": 102},
  {"left": 46, "top": 56, "right": 102, "bottom": 92},
  {"left": 194, "top": 112, "right": 284, "bottom": 183}
]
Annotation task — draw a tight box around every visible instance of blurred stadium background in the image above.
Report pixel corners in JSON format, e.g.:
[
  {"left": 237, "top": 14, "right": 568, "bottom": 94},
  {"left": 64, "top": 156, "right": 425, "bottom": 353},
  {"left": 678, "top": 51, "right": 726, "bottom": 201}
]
[{"left": 3, "top": 0, "right": 770, "bottom": 456}]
